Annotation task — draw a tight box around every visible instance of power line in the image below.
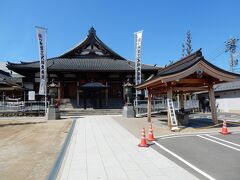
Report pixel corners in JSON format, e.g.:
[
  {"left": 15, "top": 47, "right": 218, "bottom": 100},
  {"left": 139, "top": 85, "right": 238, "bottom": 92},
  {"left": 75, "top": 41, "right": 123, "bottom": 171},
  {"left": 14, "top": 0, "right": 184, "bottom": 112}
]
[
  {"left": 209, "top": 49, "right": 225, "bottom": 62},
  {"left": 225, "top": 37, "right": 239, "bottom": 72}
]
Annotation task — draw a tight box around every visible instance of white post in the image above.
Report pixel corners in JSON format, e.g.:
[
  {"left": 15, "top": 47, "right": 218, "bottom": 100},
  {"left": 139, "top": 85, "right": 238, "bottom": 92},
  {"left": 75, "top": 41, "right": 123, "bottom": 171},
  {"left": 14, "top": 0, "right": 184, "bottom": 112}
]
[{"left": 177, "top": 94, "right": 180, "bottom": 110}]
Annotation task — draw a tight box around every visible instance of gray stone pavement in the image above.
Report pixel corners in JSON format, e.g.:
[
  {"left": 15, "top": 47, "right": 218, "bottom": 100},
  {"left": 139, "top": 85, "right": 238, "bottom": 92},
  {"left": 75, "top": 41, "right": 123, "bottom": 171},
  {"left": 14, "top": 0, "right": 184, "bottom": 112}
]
[
  {"left": 58, "top": 115, "right": 199, "bottom": 180},
  {"left": 190, "top": 112, "right": 240, "bottom": 122}
]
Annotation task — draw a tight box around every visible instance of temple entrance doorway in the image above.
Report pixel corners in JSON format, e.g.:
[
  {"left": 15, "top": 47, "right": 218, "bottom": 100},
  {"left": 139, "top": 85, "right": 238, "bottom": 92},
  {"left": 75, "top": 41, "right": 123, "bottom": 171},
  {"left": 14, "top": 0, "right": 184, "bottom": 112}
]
[{"left": 83, "top": 89, "right": 104, "bottom": 109}]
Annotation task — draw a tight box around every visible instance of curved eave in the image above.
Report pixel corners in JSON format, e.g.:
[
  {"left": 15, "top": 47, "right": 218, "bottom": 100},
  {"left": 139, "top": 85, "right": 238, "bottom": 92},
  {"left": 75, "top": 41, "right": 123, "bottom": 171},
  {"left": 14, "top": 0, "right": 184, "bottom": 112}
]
[
  {"left": 136, "top": 60, "right": 240, "bottom": 90},
  {"left": 7, "top": 67, "right": 158, "bottom": 73},
  {"left": 93, "top": 34, "right": 126, "bottom": 60},
  {"left": 57, "top": 36, "right": 89, "bottom": 58},
  {"left": 156, "top": 49, "right": 202, "bottom": 76},
  {"left": 58, "top": 29, "right": 126, "bottom": 60},
  {"left": 7, "top": 58, "right": 159, "bottom": 74},
  {"left": 135, "top": 58, "right": 201, "bottom": 89}
]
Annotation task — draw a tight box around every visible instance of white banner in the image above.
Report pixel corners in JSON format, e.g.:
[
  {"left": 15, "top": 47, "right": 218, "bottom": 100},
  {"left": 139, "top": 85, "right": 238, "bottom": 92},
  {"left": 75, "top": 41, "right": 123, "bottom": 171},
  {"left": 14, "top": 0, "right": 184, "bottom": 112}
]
[
  {"left": 135, "top": 31, "right": 143, "bottom": 95},
  {"left": 36, "top": 27, "right": 47, "bottom": 95}
]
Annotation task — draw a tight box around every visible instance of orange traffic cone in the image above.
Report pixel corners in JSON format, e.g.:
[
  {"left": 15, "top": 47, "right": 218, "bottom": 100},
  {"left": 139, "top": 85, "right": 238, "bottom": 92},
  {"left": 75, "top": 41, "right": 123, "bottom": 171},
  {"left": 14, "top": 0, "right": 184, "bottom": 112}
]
[
  {"left": 221, "top": 119, "right": 230, "bottom": 135},
  {"left": 138, "top": 128, "right": 149, "bottom": 147},
  {"left": 148, "top": 123, "right": 155, "bottom": 141}
]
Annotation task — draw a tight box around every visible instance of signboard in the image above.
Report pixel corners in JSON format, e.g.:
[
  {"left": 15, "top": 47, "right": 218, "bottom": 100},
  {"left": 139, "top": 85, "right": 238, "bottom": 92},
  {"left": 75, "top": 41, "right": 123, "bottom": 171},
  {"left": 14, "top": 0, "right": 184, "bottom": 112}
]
[
  {"left": 36, "top": 27, "right": 47, "bottom": 95},
  {"left": 134, "top": 31, "right": 143, "bottom": 96},
  {"left": 28, "top": 91, "right": 35, "bottom": 101}
]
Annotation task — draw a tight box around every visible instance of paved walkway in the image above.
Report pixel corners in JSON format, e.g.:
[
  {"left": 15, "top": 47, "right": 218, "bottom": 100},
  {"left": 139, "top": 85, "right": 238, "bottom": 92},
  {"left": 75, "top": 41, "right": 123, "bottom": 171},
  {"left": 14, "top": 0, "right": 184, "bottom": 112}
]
[{"left": 59, "top": 116, "right": 199, "bottom": 180}]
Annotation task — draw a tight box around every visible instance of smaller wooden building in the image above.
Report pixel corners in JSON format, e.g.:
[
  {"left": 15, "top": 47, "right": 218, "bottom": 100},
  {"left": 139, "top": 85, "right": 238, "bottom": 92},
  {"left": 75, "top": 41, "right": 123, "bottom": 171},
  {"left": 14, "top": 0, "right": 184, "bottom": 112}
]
[
  {"left": 0, "top": 70, "right": 23, "bottom": 101},
  {"left": 136, "top": 49, "right": 240, "bottom": 125}
]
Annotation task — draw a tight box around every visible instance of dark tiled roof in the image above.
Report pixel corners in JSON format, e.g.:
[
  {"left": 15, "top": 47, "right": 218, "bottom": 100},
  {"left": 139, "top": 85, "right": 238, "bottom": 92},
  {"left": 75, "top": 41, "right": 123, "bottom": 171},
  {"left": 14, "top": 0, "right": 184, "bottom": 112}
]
[
  {"left": 7, "top": 57, "right": 159, "bottom": 72},
  {"left": 214, "top": 80, "right": 240, "bottom": 92},
  {"left": 7, "top": 27, "right": 159, "bottom": 74},
  {"left": 0, "top": 69, "right": 20, "bottom": 84},
  {"left": 136, "top": 49, "right": 240, "bottom": 89},
  {"left": 59, "top": 27, "right": 126, "bottom": 60},
  {"left": 81, "top": 82, "right": 107, "bottom": 88},
  {"left": 0, "top": 73, "right": 21, "bottom": 87},
  {"left": 0, "top": 69, "right": 10, "bottom": 78},
  {"left": 157, "top": 49, "right": 203, "bottom": 76},
  {"left": 147, "top": 49, "right": 240, "bottom": 81}
]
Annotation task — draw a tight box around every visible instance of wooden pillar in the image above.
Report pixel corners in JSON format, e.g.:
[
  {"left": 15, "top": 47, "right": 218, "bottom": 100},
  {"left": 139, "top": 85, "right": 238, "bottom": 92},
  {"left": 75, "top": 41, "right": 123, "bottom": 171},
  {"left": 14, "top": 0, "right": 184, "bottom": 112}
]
[
  {"left": 208, "top": 84, "right": 218, "bottom": 124},
  {"left": 179, "top": 93, "right": 184, "bottom": 110},
  {"left": 167, "top": 86, "right": 173, "bottom": 99},
  {"left": 58, "top": 81, "right": 61, "bottom": 100},
  {"left": 167, "top": 86, "right": 173, "bottom": 128},
  {"left": 77, "top": 81, "right": 79, "bottom": 107},
  {"left": 147, "top": 89, "right": 152, "bottom": 122},
  {"left": 105, "top": 82, "right": 108, "bottom": 107}
]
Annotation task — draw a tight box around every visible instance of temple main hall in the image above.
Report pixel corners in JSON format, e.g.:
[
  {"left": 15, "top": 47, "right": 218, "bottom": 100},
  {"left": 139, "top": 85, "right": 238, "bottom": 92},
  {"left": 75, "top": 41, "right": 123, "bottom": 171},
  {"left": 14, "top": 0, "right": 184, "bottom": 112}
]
[{"left": 7, "top": 27, "right": 159, "bottom": 109}]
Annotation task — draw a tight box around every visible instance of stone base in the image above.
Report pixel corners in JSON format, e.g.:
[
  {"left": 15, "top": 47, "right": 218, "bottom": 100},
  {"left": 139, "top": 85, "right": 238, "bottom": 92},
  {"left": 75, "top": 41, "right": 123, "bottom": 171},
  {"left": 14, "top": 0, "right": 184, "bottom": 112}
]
[
  {"left": 176, "top": 113, "right": 189, "bottom": 126},
  {"left": 122, "top": 105, "right": 135, "bottom": 118},
  {"left": 47, "top": 106, "right": 60, "bottom": 120}
]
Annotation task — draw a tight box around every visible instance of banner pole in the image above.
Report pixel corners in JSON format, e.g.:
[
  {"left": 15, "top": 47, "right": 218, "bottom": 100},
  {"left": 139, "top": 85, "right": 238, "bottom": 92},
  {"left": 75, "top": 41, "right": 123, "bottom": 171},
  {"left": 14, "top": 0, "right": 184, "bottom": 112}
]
[
  {"left": 134, "top": 30, "right": 143, "bottom": 99},
  {"left": 36, "top": 26, "right": 48, "bottom": 118},
  {"left": 134, "top": 32, "right": 137, "bottom": 99},
  {"left": 45, "top": 28, "right": 48, "bottom": 118}
]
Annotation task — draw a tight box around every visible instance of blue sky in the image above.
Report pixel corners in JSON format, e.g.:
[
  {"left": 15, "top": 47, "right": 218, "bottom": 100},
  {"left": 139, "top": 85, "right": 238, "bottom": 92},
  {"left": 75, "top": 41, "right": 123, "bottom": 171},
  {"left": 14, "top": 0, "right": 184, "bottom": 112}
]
[{"left": 0, "top": 0, "right": 240, "bottom": 71}]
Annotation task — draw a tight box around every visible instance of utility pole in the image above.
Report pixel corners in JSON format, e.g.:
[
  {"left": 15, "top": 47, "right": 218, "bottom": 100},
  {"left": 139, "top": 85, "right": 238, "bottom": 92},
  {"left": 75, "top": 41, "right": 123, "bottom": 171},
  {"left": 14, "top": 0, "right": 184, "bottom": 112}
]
[{"left": 225, "top": 38, "right": 239, "bottom": 72}]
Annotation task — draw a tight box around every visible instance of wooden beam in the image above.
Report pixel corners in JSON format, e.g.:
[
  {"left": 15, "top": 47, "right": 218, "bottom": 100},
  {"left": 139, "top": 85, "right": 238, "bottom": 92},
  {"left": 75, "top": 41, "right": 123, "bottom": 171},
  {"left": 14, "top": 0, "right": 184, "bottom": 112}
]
[
  {"left": 147, "top": 89, "right": 152, "bottom": 123},
  {"left": 151, "top": 87, "right": 208, "bottom": 94},
  {"left": 151, "top": 90, "right": 167, "bottom": 95},
  {"left": 147, "top": 82, "right": 166, "bottom": 89},
  {"left": 173, "top": 86, "right": 208, "bottom": 92},
  {"left": 176, "top": 78, "right": 209, "bottom": 84},
  {"left": 208, "top": 84, "right": 218, "bottom": 124}
]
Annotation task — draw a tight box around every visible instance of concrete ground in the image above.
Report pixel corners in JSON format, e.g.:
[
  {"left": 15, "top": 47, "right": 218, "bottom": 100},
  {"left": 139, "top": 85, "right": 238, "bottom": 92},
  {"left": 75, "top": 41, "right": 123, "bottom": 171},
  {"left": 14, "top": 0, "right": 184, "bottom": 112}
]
[
  {"left": 112, "top": 115, "right": 240, "bottom": 138},
  {"left": 0, "top": 117, "right": 71, "bottom": 180},
  {"left": 154, "top": 132, "right": 240, "bottom": 180},
  {"left": 59, "top": 115, "right": 199, "bottom": 180},
  {"left": 191, "top": 112, "right": 240, "bottom": 122},
  {"left": 112, "top": 115, "right": 240, "bottom": 180},
  {"left": 1, "top": 113, "right": 239, "bottom": 180}
]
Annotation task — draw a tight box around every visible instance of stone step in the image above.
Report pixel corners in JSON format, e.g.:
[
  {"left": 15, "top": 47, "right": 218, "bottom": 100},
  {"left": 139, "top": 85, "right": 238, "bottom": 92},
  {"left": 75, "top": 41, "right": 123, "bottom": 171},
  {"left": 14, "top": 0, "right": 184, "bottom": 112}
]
[{"left": 60, "top": 109, "right": 123, "bottom": 116}]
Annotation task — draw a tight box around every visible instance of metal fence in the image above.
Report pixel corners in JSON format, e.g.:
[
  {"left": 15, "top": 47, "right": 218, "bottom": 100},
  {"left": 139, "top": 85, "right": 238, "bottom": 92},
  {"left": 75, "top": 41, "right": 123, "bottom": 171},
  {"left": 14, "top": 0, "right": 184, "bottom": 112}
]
[
  {"left": 0, "top": 101, "right": 48, "bottom": 116},
  {"left": 134, "top": 99, "right": 199, "bottom": 117}
]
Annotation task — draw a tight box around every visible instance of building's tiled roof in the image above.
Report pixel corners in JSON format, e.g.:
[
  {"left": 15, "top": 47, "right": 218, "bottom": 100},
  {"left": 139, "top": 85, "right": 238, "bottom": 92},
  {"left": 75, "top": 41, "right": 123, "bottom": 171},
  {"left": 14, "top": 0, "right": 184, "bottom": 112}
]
[
  {"left": 59, "top": 27, "right": 126, "bottom": 60},
  {"left": 144, "top": 49, "right": 240, "bottom": 82},
  {"left": 81, "top": 82, "right": 107, "bottom": 88},
  {"left": 7, "top": 27, "right": 159, "bottom": 74},
  {"left": 0, "top": 62, "right": 23, "bottom": 77},
  {"left": 214, "top": 80, "right": 240, "bottom": 92},
  {"left": 0, "top": 68, "right": 22, "bottom": 84},
  {"left": 0, "top": 69, "right": 22, "bottom": 87},
  {"left": 136, "top": 49, "right": 240, "bottom": 89},
  {"left": 156, "top": 49, "right": 203, "bottom": 76},
  {"left": 7, "top": 57, "right": 159, "bottom": 72},
  {"left": 0, "top": 69, "right": 10, "bottom": 78}
]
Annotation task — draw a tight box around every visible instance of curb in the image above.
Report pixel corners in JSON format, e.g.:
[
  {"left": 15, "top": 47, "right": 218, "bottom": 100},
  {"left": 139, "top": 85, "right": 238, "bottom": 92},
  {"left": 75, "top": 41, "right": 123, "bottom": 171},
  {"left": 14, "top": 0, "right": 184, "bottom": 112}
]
[{"left": 47, "top": 118, "right": 77, "bottom": 180}]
